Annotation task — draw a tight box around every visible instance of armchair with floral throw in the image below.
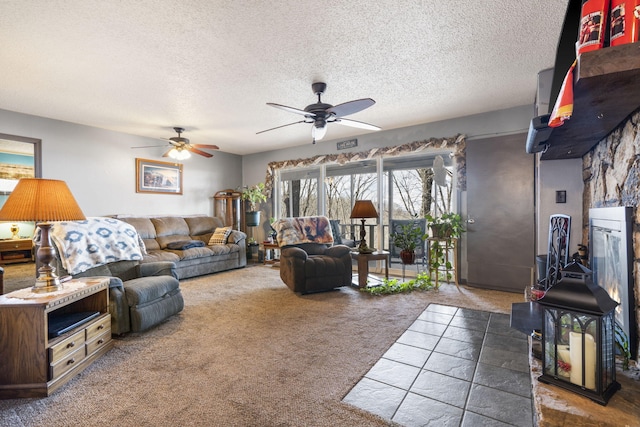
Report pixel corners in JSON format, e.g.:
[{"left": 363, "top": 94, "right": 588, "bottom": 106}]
[{"left": 273, "top": 216, "right": 353, "bottom": 294}]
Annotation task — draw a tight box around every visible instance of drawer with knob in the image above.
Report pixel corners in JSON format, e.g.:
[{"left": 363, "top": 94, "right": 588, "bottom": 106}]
[
  {"left": 50, "top": 346, "right": 86, "bottom": 380},
  {"left": 49, "top": 330, "right": 85, "bottom": 364}
]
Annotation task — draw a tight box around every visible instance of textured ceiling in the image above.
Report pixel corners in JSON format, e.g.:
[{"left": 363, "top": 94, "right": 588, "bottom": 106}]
[{"left": 0, "top": 1, "right": 569, "bottom": 155}]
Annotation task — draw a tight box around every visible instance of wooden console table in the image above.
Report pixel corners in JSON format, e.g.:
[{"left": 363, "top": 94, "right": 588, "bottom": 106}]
[
  {"left": 350, "top": 250, "right": 390, "bottom": 288},
  {"left": 0, "top": 277, "right": 113, "bottom": 398}
]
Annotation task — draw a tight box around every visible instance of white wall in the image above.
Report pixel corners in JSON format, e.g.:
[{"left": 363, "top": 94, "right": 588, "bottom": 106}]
[
  {"left": 536, "top": 157, "right": 584, "bottom": 256},
  {"left": 0, "top": 108, "right": 243, "bottom": 217}
]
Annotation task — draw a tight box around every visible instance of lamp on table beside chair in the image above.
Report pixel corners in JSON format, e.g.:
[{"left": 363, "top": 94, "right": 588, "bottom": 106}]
[
  {"left": 350, "top": 200, "right": 378, "bottom": 254},
  {"left": 0, "top": 178, "right": 86, "bottom": 293}
]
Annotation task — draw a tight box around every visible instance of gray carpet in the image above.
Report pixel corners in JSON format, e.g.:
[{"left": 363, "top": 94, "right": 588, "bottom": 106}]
[{"left": 0, "top": 263, "right": 522, "bottom": 426}]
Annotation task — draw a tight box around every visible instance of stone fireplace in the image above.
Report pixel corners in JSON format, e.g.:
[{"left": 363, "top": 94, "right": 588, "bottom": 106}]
[{"left": 583, "top": 109, "right": 640, "bottom": 362}]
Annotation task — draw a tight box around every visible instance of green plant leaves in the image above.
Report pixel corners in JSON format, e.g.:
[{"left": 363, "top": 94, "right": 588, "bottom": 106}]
[{"left": 360, "top": 273, "right": 435, "bottom": 295}]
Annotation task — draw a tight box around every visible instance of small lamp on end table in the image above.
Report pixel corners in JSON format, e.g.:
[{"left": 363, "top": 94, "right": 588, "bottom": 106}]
[
  {"left": 0, "top": 178, "right": 86, "bottom": 293},
  {"left": 350, "top": 200, "right": 378, "bottom": 253}
]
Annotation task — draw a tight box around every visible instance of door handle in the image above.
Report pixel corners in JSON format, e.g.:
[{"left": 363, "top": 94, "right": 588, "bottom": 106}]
[{"left": 467, "top": 217, "right": 475, "bottom": 224}]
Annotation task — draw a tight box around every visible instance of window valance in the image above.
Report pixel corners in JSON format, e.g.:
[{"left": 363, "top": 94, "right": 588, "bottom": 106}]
[{"left": 264, "top": 134, "right": 466, "bottom": 196}]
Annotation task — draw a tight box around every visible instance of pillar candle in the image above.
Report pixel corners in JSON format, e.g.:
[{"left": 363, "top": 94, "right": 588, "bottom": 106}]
[{"left": 569, "top": 331, "right": 596, "bottom": 389}]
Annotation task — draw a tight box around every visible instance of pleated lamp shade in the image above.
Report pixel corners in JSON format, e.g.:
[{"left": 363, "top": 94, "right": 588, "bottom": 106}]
[
  {"left": 0, "top": 178, "right": 86, "bottom": 222},
  {"left": 350, "top": 200, "right": 378, "bottom": 219}
]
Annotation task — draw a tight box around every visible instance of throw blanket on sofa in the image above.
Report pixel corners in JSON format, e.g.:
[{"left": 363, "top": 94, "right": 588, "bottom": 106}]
[
  {"left": 272, "top": 216, "right": 333, "bottom": 246},
  {"left": 49, "top": 217, "right": 144, "bottom": 275}
]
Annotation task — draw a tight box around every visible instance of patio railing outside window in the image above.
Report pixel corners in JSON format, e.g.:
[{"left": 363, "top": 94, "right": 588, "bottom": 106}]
[{"left": 276, "top": 152, "right": 455, "bottom": 265}]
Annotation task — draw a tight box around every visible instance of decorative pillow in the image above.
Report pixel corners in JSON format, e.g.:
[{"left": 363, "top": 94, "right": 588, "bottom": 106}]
[{"left": 208, "top": 226, "right": 232, "bottom": 245}]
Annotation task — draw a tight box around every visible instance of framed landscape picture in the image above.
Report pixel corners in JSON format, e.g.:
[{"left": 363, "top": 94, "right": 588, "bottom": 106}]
[{"left": 135, "top": 158, "right": 183, "bottom": 194}]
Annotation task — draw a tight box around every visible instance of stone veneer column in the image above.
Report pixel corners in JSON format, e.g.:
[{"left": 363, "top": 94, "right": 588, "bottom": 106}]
[{"left": 582, "top": 109, "right": 640, "bottom": 361}]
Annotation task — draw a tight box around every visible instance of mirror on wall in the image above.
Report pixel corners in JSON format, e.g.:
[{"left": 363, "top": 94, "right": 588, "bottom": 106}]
[{"left": 0, "top": 133, "right": 42, "bottom": 240}]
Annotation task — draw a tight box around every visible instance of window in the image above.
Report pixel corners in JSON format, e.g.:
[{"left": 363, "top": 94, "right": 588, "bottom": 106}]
[
  {"left": 275, "top": 152, "right": 456, "bottom": 255},
  {"left": 279, "top": 168, "right": 320, "bottom": 218}
]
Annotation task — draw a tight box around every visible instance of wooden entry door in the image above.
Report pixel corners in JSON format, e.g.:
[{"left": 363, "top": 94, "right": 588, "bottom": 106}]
[{"left": 465, "top": 133, "right": 535, "bottom": 293}]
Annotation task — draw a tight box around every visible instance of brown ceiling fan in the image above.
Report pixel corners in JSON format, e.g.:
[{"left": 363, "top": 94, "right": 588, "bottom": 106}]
[
  {"left": 132, "top": 127, "right": 219, "bottom": 159},
  {"left": 257, "top": 82, "right": 381, "bottom": 143}
]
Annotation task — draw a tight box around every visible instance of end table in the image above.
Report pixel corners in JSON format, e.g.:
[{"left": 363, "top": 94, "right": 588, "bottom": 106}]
[
  {"left": 350, "top": 250, "right": 390, "bottom": 288},
  {"left": 261, "top": 242, "right": 280, "bottom": 266}
]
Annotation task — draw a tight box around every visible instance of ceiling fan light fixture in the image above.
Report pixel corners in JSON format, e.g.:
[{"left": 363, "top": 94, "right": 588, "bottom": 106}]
[
  {"left": 312, "top": 121, "right": 327, "bottom": 141},
  {"left": 259, "top": 82, "right": 379, "bottom": 143},
  {"left": 168, "top": 147, "right": 191, "bottom": 160}
]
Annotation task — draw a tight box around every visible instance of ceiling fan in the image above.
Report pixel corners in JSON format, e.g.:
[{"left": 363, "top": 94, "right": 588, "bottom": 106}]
[
  {"left": 132, "top": 127, "right": 219, "bottom": 159},
  {"left": 257, "top": 82, "right": 381, "bottom": 143}
]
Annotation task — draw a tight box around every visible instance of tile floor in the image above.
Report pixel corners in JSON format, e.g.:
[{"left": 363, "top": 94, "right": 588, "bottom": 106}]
[{"left": 343, "top": 304, "right": 534, "bottom": 427}]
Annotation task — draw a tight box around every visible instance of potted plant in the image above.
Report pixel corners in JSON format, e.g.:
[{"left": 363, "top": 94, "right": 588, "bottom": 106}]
[
  {"left": 426, "top": 212, "right": 465, "bottom": 239},
  {"left": 425, "top": 212, "right": 465, "bottom": 287},
  {"left": 241, "top": 183, "right": 267, "bottom": 227},
  {"left": 390, "top": 223, "right": 423, "bottom": 265}
]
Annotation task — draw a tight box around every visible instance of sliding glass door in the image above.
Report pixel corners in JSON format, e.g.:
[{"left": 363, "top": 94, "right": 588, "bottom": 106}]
[
  {"left": 325, "top": 160, "right": 378, "bottom": 247},
  {"left": 275, "top": 152, "right": 456, "bottom": 259}
]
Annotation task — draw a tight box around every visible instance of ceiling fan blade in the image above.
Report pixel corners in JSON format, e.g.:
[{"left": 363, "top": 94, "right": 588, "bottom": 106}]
[
  {"left": 256, "top": 120, "right": 307, "bottom": 135},
  {"left": 162, "top": 148, "right": 173, "bottom": 157},
  {"left": 326, "top": 98, "right": 375, "bottom": 118},
  {"left": 190, "top": 144, "right": 219, "bottom": 150},
  {"left": 267, "top": 103, "right": 315, "bottom": 117},
  {"left": 131, "top": 145, "right": 163, "bottom": 149},
  {"left": 334, "top": 117, "right": 381, "bottom": 131},
  {"left": 162, "top": 138, "right": 182, "bottom": 147},
  {"left": 188, "top": 147, "right": 214, "bottom": 158}
]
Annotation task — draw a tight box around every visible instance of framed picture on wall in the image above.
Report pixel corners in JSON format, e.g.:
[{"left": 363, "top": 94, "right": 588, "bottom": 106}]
[{"left": 135, "top": 158, "right": 183, "bottom": 195}]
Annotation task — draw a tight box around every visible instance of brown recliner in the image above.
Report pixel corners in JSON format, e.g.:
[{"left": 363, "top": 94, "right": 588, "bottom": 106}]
[{"left": 279, "top": 243, "right": 353, "bottom": 294}]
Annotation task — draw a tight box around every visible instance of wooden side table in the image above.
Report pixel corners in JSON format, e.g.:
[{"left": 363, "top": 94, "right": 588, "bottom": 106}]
[
  {"left": 350, "top": 250, "right": 390, "bottom": 288},
  {"left": 262, "top": 242, "right": 280, "bottom": 266},
  {"left": 0, "top": 238, "right": 34, "bottom": 265},
  {"left": 426, "top": 238, "right": 459, "bottom": 289}
]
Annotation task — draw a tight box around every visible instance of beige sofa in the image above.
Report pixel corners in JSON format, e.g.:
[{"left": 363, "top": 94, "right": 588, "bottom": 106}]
[{"left": 117, "top": 215, "right": 247, "bottom": 280}]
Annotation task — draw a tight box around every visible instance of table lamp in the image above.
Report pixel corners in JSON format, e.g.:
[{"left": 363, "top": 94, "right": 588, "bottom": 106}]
[
  {"left": 350, "top": 200, "right": 378, "bottom": 253},
  {"left": 0, "top": 178, "right": 86, "bottom": 293}
]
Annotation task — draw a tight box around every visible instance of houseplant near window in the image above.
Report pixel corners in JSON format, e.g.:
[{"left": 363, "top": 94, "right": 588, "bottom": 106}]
[
  {"left": 426, "top": 212, "right": 465, "bottom": 286},
  {"left": 426, "top": 212, "right": 465, "bottom": 239},
  {"left": 390, "top": 223, "right": 423, "bottom": 265},
  {"left": 241, "top": 183, "right": 267, "bottom": 227}
]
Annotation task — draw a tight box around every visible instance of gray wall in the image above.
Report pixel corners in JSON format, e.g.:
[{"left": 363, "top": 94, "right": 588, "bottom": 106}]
[
  {"left": 0, "top": 104, "right": 582, "bottom": 255},
  {"left": 243, "top": 105, "right": 537, "bottom": 187},
  {"left": 536, "top": 158, "right": 583, "bottom": 256},
  {"left": 242, "top": 104, "right": 583, "bottom": 256},
  {"left": 0, "top": 108, "right": 243, "bottom": 217}
]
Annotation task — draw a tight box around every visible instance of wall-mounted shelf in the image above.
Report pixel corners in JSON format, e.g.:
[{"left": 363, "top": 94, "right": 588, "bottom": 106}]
[{"left": 541, "top": 41, "right": 640, "bottom": 160}]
